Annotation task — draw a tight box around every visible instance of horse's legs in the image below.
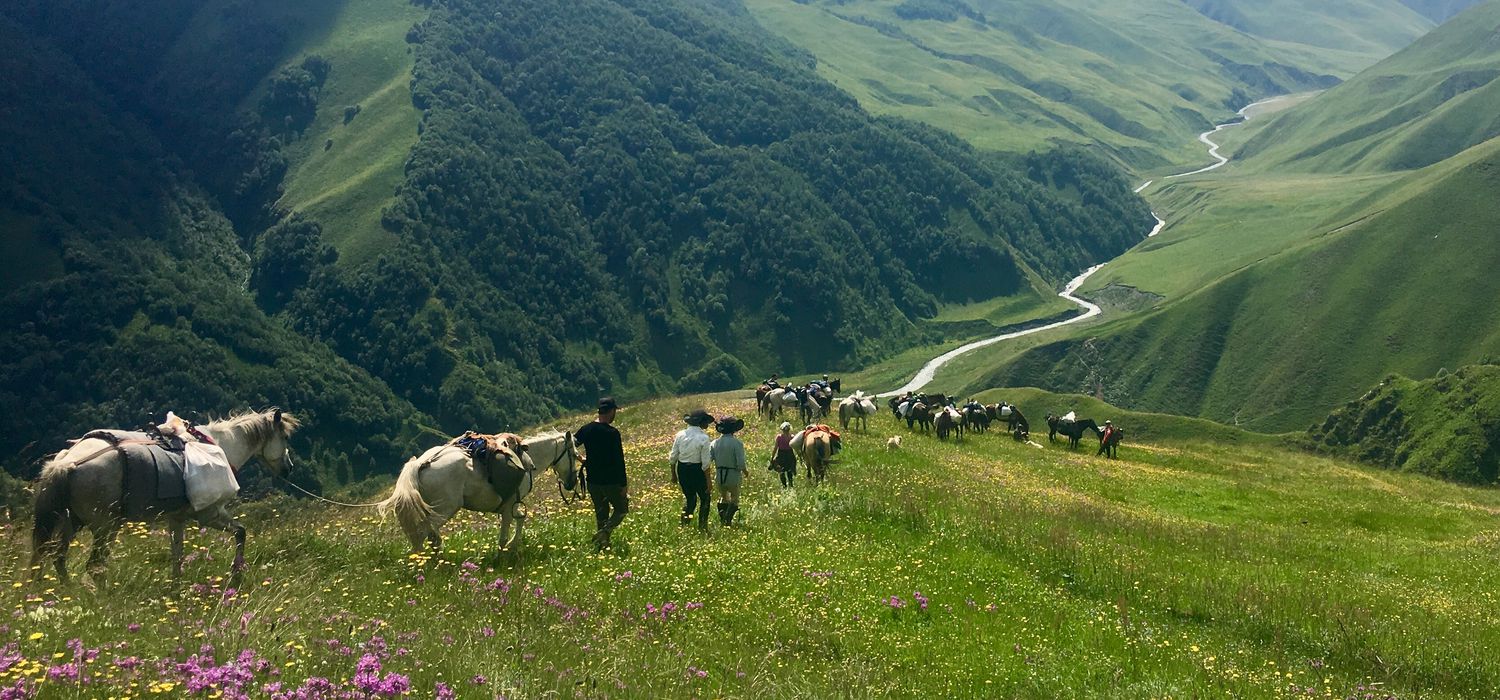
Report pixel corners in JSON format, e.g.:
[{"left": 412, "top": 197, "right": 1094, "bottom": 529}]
[
  {"left": 170, "top": 521, "right": 186, "bottom": 581},
  {"left": 85, "top": 519, "right": 121, "bottom": 586}
]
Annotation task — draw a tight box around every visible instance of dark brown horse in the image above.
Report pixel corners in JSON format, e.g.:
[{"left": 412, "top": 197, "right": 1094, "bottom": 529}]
[
  {"left": 1097, "top": 426, "right": 1125, "bottom": 459},
  {"left": 1047, "top": 415, "right": 1102, "bottom": 450},
  {"left": 908, "top": 402, "right": 933, "bottom": 433}
]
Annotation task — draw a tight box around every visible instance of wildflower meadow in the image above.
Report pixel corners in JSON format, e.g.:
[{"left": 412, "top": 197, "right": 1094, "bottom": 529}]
[{"left": 2, "top": 394, "right": 1498, "bottom": 698}]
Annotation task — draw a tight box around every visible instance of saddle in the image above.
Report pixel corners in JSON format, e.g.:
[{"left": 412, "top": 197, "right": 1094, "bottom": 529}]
[
  {"left": 450, "top": 432, "right": 528, "bottom": 502},
  {"left": 80, "top": 430, "right": 188, "bottom": 518}
]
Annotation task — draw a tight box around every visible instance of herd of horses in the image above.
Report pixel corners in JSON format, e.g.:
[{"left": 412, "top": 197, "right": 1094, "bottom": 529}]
[{"left": 27, "top": 386, "right": 1123, "bottom": 585}]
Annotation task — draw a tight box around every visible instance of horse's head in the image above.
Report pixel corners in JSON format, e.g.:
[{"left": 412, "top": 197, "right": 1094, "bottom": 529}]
[
  {"left": 234, "top": 408, "right": 300, "bottom": 476},
  {"left": 525, "top": 431, "right": 579, "bottom": 491}
]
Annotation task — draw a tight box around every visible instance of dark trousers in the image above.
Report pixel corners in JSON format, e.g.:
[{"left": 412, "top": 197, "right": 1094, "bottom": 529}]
[
  {"left": 588, "top": 483, "right": 629, "bottom": 535},
  {"left": 677, "top": 463, "right": 709, "bottom": 525}
]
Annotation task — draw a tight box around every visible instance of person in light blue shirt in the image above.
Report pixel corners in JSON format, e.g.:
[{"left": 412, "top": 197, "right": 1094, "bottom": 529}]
[{"left": 711, "top": 416, "right": 747, "bottom": 526}]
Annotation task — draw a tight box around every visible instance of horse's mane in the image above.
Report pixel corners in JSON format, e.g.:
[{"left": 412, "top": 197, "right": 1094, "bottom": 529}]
[{"left": 209, "top": 409, "right": 301, "bottom": 444}]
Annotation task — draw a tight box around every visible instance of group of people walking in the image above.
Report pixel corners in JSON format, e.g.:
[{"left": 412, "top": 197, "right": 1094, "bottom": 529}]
[{"left": 572, "top": 397, "right": 809, "bottom": 550}]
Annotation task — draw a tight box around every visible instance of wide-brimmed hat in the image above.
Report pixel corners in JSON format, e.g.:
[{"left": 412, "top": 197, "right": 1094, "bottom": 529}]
[
  {"left": 683, "top": 409, "right": 713, "bottom": 427},
  {"left": 715, "top": 416, "right": 745, "bottom": 434}
]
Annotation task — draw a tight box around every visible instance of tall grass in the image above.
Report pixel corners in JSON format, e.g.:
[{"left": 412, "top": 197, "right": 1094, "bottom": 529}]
[{"left": 3, "top": 395, "right": 1497, "bottom": 697}]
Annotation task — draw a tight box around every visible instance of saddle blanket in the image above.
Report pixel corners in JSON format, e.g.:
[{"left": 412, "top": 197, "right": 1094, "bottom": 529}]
[{"left": 119, "top": 442, "right": 189, "bottom": 519}]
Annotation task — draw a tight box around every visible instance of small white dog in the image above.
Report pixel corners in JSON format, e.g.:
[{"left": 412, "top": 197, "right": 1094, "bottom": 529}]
[{"left": 885, "top": 435, "right": 903, "bottom": 451}]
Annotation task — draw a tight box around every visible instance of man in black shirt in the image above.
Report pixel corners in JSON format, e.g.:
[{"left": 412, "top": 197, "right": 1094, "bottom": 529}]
[{"left": 576, "top": 397, "right": 629, "bottom": 550}]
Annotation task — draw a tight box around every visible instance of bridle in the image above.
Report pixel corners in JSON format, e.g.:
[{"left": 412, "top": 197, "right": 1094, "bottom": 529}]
[{"left": 548, "top": 431, "right": 584, "bottom": 505}]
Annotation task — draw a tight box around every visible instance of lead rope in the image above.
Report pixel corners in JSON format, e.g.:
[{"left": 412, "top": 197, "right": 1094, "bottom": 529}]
[{"left": 273, "top": 472, "right": 386, "bottom": 508}]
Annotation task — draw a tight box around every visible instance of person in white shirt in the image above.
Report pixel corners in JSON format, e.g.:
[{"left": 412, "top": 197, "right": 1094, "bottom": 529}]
[{"left": 670, "top": 409, "right": 715, "bottom": 529}]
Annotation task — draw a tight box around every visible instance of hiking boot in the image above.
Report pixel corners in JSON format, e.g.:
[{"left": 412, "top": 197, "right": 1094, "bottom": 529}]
[
  {"left": 726, "top": 503, "right": 739, "bottom": 526},
  {"left": 679, "top": 513, "right": 692, "bottom": 526}
]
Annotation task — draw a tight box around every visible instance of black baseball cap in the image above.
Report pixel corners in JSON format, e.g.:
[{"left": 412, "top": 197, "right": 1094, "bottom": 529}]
[{"left": 598, "top": 397, "right": 619, "bottom": 413}]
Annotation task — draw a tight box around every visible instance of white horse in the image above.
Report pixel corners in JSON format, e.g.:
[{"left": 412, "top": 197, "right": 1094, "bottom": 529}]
[
  {"left": 838, "top": 392, "right": 879, "bottom": 432},
  {"left": 31, "top": 409, "right": 299, "bottom": 583},
  {"left": 764, "top": 388, "right": 799, "bottom": 419},
  {"left": 380, "top": 431, "right": 579, "bottom": 554}
]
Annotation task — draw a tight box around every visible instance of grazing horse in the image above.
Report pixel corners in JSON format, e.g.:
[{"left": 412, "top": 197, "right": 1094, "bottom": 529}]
[
  {"left": 1047, "top": 416, "right": 1102, "bottom": 450},
  {"left": 935, "top": 407, "right": 964, "bottom": 441},
  {"left": 380, "top": 431, "right": 579, "bottom": 554},
  {"left": 31, "top": 409, "right": 300, "bottom": 584},
  {"left": 800, "top": 429, "right": 834, "bottom": 485},
  {"left": 908, "top": 402, "right": 933, "bottom": 433},
  {"left": 838, "top": 393, "right": 878, "bottom": 432}
]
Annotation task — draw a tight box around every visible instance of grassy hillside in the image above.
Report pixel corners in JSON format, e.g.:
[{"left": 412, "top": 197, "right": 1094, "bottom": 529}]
[
  {"left": 5, "top": 394, "right": 1498, "bottom": 697},
  {"left": 1309, "top": 364, "right": 1500, "bottom": 484},
  {"left": 272, "top": 0, "right": 427, "bottom": 266},
  {"left": 744, "top": 0, "right": 1435, "bottom": 170},
  {"left": 979, "top": 135, "right": 1500, "bottom": 433},
  {"left": 1237, "top": 1, "right": 1500, "bottom": 172}
]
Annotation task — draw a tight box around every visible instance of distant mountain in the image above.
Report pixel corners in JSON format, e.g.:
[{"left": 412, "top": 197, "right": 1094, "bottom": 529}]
[
  {"left": 0, "top": 0, "right": 1150, "bottom": 478},
  {"left": 1237, "top": 1, "right": 1500, "bottom": 172},
  {"left": 745, "top": 0, "right": 1445, "bottom": 169}
]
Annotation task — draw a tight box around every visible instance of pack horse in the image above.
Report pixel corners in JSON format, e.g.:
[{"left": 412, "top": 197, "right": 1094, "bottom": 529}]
[{"left": 30, "top": 409, "right": 300, "bottom": 584}]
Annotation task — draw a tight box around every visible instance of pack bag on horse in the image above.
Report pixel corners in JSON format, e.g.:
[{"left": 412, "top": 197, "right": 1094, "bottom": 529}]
[
  {"left": 1047, "top": 412, "right": 1102, "bottom": 450},
  {"left": 961, "top": 401, "right": 989, "bottom": 434},
  {"left": 838, "top": 391, "right": 878, "bottom": 432},
  {"left": 764, "top": 388, "right": 799, "bottom": 420},
  {"left": 31, "top": 408, "right": 299, "bottom": 584},
  {"left": 379, "top": 429, "right": 579, "bottom": 555},
  {"left": 935, "top": 406, "right": 964, "bottom": 441},
  {"left": 793, "top": 425, "right": 840, "bottom": 485},
  {"left": 1097, "top": 420, "right": 1124, "bottom": 459}
]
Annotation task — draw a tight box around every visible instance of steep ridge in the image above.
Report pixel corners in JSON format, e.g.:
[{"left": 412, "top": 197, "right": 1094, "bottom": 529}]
[
  {"left": 1237, "top": 1, "right": 1500, "bottom": 172},
  {"left": 744, "top": 0, "right": 1441, "bottom": 169},
  {"left": 0, "top": 0, "right": 1152, "bottom": 477},
  {"left": 1309, "top": 363, "right": 1500, "bottom": 484},
  {"left": 0, "top": 16, "right": 427, "bottom": 482}
]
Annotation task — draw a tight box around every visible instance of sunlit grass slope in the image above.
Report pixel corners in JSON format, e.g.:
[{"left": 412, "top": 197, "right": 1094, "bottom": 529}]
[
  {"left": 1237, "top": 1, "right": 1500, "bottom": 173},
  {"left": 744, "top": 0, "right": 1432, "bottom": 170},
  {"left": 5, "top": 394, "right": 1498, "bottom": 698},
  {"left": 273, "top": 0, "right": 427, "bottom": 266}
]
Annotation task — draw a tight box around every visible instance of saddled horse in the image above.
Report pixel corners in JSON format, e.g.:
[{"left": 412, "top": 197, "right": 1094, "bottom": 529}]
[
  {"left": 1006, "top": 406, "right": 1031, "bottom": 441},
  {"left": 31, "top": 409, "right": 300, "bottom": 584},
  {"left": 800, "top": 428, "right": 834, "bottom": 485},
  {"left": 935, "top": 407, "right": 964, "bottom": 441},
  {"left": 763, "top": 388, "right": 799, "bottom": 420},
  {"left": 1047, "top": 415, "right": 1102, "bottom": 450},
  {"left": 800, "top": 387, "right": 829, "bottom": 426},
  {"left": 908, "top": 402, "right": 933, "bottom": 433},
  {"left": 962, "top": 405, "right": 989, "bottom": 434},
  {"left": 380, "top": 431, "right": 579, "bottom": 554},
  {"left": 1098, "top": 427, "right": 1125, "bottom": 459},
  {"left": 838, "top": 393, "right": 878, "bottom": 432}
]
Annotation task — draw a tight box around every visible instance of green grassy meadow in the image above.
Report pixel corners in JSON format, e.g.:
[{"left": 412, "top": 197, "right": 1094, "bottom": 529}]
[
  {"left": 273, "top": 0, "right": 427, "bottom": 266},
  {"left": 5, "top": 394, "right": 1498, "bottom": 698}
]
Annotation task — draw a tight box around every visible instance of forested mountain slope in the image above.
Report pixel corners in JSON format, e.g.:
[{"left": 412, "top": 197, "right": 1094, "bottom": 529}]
[
  {"left": 0, "top": 0, "right": 1150, "bottom": 478},
  {"left": 1237, "top": 1, "right": 1500, "bottom": 172},
  {"left": 745, "top": 0, "right": 1453, "bottom": 169}
]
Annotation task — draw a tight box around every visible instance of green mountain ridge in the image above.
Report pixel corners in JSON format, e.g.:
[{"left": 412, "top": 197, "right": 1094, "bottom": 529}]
[
  {"left": 1237, "top": 1, "right": 1500, "bottom": 172},
  {"left": 967, "top": 6, "right": 1500, "bottom": 437},
  {"left": 745, "top": 0, "right": 1455, "bottom": 170},
  {"left": 0, "top": 0, "right": 1150, "bottom": 480}
]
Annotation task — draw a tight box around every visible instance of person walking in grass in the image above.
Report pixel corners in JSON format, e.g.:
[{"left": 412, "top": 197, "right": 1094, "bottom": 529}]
[
  {"left": 772, "top": 421, "right": 797, "bottom": 488},
  {"left": 670, "top": 409, "right": 714, "bottom": 530},
  {"left": 575, "top": 397, "right": 629, "bottom": 551},
  {"left": 711, "top": 415, "right": 748, "bottom": 526}
]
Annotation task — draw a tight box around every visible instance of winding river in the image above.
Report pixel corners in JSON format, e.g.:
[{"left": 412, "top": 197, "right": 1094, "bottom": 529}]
[{"left": 875, "top": 96, "right": 1284, "bottom": 397}]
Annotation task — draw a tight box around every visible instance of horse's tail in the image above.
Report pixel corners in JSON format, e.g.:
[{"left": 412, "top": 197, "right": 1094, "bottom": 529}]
[
  {"left": 31, "top": 454, "right": 74, "bottom": 567},
  {"left": 378, "top": 456, "right": 436, "bottom": 552}
]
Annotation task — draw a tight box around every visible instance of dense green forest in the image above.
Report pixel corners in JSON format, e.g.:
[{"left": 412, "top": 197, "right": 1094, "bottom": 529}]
[{"left": 0, "top": 0, "right": 1150, "bottom": 482}]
